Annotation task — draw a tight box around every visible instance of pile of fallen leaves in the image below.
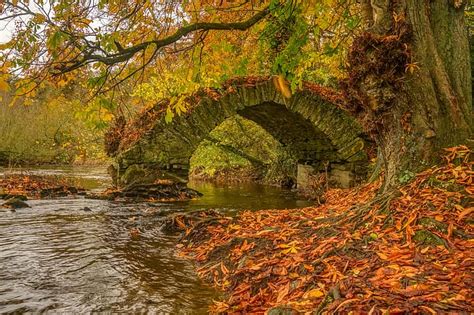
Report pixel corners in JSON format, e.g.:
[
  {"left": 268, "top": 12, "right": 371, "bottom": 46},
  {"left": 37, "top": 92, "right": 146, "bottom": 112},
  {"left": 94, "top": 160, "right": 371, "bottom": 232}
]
[
  {"left": 0, "top": 175, "right": 84, "bottom": 199},
  {"left": 177, "top": 145, "right": 473, "bottom": 314}
]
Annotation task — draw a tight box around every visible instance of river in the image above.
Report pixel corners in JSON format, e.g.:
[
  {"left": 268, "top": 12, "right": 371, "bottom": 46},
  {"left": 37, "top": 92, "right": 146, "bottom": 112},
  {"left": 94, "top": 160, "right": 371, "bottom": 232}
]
[{"left": 0, "top": 166, "right": 312, "bottom": 313}]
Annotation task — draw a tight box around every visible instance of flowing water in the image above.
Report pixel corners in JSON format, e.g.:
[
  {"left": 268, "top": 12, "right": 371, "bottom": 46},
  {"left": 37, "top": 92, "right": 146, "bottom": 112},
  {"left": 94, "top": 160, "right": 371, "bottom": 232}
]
[{"left": 0, "top": 166, "right": 312, "bottom": 313}]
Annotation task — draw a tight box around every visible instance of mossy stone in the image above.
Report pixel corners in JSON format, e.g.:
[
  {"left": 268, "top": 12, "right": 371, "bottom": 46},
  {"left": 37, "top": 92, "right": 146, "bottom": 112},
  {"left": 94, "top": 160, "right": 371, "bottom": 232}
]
[{"left": 413, "top": 230, "right": 446, "bottom": 247}]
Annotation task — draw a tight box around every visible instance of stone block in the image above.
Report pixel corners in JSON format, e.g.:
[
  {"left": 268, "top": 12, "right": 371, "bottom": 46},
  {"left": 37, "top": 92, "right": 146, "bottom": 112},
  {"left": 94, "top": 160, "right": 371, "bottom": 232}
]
[
  {"left": 330, "top": 169, "right": 354, "bottom": 188},
  {"left": 297, "top": 164, "right": 316, "bottom": 190},
  {"left": 121, "top": 164, "right": 147, "bottom": 186},
  {"left": 337, "top": 137, "right": 366, "bottom": 161}
]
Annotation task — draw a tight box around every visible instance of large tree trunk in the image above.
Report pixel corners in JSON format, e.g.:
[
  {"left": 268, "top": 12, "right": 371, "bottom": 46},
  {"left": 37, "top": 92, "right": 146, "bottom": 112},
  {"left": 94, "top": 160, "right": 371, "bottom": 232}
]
[{"left": 347, "top": 0, "right": 473, "bottom": 191}]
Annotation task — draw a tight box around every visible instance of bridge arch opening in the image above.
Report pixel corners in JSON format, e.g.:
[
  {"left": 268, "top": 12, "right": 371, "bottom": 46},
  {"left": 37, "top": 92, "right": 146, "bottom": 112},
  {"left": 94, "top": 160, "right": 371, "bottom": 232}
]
[{"left": 189, "top": 114, "right": 298, "bottom": 186}]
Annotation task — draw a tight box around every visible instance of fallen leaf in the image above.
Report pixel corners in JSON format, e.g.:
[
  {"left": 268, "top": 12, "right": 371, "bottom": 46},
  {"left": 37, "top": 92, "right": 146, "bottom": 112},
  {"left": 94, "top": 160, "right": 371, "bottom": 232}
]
[
  {"left": 334, "top": 299, "right": 359, "bottom": 312},
  {"left": 457, "top": 207, "right": 473, "bottom": 222},
  {"left": 276, "top": 282, "right": 290, "bottom": 303},
  {"left": 304, "top": 289, "right": 324, "bottom": 299}
]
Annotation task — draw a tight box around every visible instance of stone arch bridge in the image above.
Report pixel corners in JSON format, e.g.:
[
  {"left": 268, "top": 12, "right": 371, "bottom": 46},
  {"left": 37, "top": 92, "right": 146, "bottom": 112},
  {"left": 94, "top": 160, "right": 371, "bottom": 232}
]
[{"left": 110, "top": 77, "right": 369, "bottom": 190}]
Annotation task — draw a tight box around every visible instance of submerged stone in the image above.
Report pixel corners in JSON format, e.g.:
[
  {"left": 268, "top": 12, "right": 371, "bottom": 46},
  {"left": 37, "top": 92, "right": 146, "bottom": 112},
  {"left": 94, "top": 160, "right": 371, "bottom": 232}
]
[
  {"left": 2, "top": 197, "right": 30, "bottom": 209},
  {"left": 0, "top": 194, "right": 27, "bottom": 201}
]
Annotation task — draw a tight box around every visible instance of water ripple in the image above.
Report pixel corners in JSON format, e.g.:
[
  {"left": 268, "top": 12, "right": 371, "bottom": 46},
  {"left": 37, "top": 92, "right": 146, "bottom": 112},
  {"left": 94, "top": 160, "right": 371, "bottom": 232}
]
[
  {"left": 0, "top": 198, "right": 217, "bottom": 314},
  {"left": 0, "top": 168, "right": 310, "bottom": 313}
]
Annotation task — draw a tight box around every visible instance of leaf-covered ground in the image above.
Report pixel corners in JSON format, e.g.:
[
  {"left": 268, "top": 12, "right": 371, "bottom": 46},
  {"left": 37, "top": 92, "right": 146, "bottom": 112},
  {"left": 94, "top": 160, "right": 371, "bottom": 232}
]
[{"left": 177, "top": 146, "right": 473, "bottom": 314}]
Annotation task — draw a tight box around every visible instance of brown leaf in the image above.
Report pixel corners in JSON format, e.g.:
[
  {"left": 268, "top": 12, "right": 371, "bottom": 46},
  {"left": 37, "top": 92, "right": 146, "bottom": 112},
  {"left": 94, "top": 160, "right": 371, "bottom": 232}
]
[
  {"left": 276, "top": 282, "right": 290, "bottom": 303},
  {"left": 457, "top": 207, "right": 473, "bottom": 222}
]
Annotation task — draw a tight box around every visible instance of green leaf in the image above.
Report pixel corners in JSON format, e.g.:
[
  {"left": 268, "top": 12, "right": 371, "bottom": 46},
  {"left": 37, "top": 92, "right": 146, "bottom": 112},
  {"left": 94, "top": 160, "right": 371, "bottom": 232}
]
[
  {"left": 346, "top": 17, "right": 360, "bottom": 30},
  {"left": 323, "top": 43, "right": 337, "bottom": 57},
  {"left": 165, "top": 107, "right": 174, "bottom": 123},
  {"left": 99, "top": 97, "right": 115, "bottom": 111},
  {"left": 87, "top": 74, "right": 107, "bottom": 88},
  {"left": 47, "top": 30, "right": 66, "bottom": 50}
]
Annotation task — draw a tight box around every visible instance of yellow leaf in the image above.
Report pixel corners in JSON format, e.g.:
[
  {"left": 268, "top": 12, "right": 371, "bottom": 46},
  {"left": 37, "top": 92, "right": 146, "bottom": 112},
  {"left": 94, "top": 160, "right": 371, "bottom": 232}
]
[
  {"left": 376, "top": 252, "right": 388, "bottom": 260},
  {"left": 289, "top": 272, "right": 299, "bottom": 279},
  {"left": 387, "top": 264, "right": 400, "bottom": 270},
  {"left": 273, "top": 74, "right": 292, "bottom": 99},
  {"left": 304, "top": 289, "right": 324, "bottom": 299},
  {"left": 228, "top": 224, "right": 241, "bottom": 230},
  {"left": 33, "top": 13, "right": 47, "bottom": 23},
  {"left": 280, "top": 242, "right": 299, "bottom": 254},
  {"left": 0, "top": 40, "right": 14, "bottom": 50},
  {"left": 0, "top": 78, "right": 9, "bottom": 91},
  {"left": 282, "top": 246, "right": 298, "bottom": 254},
  {"left": 77, "top": 17, "right": 93, "bottom": 26}
]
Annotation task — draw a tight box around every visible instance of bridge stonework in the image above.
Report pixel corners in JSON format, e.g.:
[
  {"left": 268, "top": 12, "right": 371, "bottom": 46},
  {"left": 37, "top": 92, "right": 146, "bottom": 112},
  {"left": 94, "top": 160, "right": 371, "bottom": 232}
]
[{"left": 111, "top": 78, "right": 369, "bottom": 189}]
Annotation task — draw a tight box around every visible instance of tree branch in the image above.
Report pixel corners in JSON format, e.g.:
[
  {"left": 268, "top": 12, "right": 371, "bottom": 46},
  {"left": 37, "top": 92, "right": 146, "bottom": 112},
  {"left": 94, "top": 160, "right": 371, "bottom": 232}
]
[{"left": 53, "top": 6, "right": 270, "bottom": 75}]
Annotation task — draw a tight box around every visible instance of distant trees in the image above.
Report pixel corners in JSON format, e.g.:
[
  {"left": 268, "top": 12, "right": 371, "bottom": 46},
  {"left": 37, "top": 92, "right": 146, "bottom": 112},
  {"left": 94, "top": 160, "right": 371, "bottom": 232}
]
[{"left": 0, "top": 85, "right": 107, "bottom": 164}]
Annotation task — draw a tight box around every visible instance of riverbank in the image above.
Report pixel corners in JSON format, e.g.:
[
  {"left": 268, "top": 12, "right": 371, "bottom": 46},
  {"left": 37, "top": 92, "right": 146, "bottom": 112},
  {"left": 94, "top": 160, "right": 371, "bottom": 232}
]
[
  {"left": 0, "top": 174, "right": 86, "bottom": 200},
  {"left": 176, "top": 146, "right": 473, "bottom": 313}
]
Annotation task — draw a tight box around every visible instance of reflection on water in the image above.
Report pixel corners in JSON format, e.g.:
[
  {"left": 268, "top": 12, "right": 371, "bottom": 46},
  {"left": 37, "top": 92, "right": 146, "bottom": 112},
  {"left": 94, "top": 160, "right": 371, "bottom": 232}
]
[
  {"left": 0, "top": 167, "right": 312, "bottom": 313},
  {"left": 188, "top": 181, "right": 312, "bottom": 214}
]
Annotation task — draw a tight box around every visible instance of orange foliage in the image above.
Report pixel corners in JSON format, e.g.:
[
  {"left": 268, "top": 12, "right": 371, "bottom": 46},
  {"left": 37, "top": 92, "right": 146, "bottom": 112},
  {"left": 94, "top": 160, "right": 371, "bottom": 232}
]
[{"left": 178, "top": 146, "right": 473, "bottom": 313}]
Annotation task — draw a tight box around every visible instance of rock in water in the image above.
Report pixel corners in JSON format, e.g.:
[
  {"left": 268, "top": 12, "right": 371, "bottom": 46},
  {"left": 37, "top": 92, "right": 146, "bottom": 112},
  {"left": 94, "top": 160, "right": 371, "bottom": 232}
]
[
  {"left": 0, "top": 194, "right": 27, "bottom": 201},
  {"left": 87, "top": 182, "right": 203, "bottom": 202},
  {"left": 2, "top": 197, "right": 30, "bottom": 209},
  {"left": 82, "top": 207, "right": 92, "bottom": 212}
]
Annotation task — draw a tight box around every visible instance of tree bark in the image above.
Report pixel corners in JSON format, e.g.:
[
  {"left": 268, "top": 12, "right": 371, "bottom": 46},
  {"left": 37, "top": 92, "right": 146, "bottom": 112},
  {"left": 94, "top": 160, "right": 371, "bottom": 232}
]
[{"left": 349, "top": 0, "right": 473, "bottom": 191}]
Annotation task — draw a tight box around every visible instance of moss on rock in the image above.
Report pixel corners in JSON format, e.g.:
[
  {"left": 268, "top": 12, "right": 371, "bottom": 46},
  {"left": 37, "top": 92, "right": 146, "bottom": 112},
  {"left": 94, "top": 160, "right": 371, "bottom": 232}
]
[{"left": 413, "top": 230, "right": 447, "bottom": 247}]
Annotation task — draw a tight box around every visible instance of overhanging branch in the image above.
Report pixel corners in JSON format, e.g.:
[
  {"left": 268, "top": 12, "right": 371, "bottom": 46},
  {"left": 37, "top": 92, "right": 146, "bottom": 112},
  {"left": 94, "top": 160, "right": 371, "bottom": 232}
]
[{"left": 54, "top": 7, "right": 270, "bottom": 74}]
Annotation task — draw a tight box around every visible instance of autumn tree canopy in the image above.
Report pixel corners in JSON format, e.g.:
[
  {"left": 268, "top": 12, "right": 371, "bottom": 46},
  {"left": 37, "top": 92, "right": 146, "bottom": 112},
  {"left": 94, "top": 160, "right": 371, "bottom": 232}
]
[{"left": 0, "top": 1, "right": 356, "bottom": 105}]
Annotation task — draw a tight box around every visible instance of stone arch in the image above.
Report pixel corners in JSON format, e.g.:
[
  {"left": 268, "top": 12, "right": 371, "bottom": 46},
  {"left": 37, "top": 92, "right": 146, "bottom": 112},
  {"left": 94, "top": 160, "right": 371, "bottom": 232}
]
[{"left": 114, "top": 77, "right": 368, "bottom": 188}]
